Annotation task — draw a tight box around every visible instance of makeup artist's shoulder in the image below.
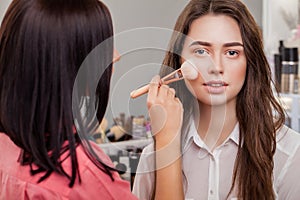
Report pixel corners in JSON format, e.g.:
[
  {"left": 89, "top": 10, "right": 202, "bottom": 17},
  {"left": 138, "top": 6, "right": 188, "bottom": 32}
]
[{"left": 276, "top": 125, "right": 300, "bottom": 151}]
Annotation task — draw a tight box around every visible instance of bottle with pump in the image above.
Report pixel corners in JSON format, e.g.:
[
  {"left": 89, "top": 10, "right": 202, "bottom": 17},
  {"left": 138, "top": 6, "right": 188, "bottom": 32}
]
[{"left": 275, "top": 40, "right": 285, "bottom": 92}]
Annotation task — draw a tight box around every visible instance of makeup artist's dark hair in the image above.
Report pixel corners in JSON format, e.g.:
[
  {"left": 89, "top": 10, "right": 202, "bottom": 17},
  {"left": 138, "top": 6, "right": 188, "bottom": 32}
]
[
  {"left": 161, "top": 0, "right": 285, "bottom": 199},
  {"left": 0, "top": 0, "right": 115, "bottom": 187}
]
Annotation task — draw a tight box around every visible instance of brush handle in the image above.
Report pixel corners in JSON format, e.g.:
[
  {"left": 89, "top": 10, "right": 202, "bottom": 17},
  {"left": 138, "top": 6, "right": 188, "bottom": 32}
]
[
  {"left": 130, "top": 84, "right": 150, "bottom": 99},
  {"left": 130, "top": 69, "right": 183, "bottom": 99}
]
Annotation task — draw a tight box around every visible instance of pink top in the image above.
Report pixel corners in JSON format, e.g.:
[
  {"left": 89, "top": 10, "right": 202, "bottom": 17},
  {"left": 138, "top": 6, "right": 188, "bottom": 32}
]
[{"left": 0, "top": 133, "right": 137, "bottom": 200}]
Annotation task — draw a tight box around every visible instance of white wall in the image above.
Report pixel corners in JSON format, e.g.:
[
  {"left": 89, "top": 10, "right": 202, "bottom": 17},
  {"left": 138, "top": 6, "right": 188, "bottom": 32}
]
[
  {"left": 0, "top": 0, "right": 12, "bottom": 22},
  {"left": 263, "top": 0, "right": 298, "bottom": 55},
  {"left": 101, "top": 0, "right": 190, "bottom": 124},
  {"left": 242, "top": 0, "right": 262, "bottom": 27}
]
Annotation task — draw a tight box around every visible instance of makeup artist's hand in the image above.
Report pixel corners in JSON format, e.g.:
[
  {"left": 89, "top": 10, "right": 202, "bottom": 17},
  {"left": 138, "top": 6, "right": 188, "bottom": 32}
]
[
  {"left": 147, "top": 75, "right": 183, "bottom": 149},
  {"left": 148, "top": 75, "right": 184, "bottom": 200}
]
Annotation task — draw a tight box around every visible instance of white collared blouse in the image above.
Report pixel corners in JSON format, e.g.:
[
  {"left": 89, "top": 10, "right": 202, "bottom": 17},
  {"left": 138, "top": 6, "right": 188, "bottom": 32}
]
[{"left": 132, "top": 122, "right": 300, "bottom": 200}]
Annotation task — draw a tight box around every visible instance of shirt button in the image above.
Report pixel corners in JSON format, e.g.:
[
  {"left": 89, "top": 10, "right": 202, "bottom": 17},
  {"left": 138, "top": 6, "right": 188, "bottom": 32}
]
[{"left": 210, "top": 190, "right": 213, "bottom": 195}]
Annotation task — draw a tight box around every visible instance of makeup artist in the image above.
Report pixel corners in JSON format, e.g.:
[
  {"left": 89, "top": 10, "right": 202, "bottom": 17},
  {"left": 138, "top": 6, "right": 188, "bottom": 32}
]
[{"left": 0, "top": 0, "right": 136, "bottom": 199}]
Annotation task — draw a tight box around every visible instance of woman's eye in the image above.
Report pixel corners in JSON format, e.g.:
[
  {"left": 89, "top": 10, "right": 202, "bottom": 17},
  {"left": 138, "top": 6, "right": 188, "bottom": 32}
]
[
  {"left": 194, "top": 49, "right": 208, "bottom": 55},
  {"left": 227, "top": 50, "right": 239, "bottom": 57}
]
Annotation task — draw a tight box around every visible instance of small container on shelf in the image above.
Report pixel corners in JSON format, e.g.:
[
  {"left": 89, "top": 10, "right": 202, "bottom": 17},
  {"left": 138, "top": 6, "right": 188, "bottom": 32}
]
[
  {"left": 281, "top": 47, "right": 299, "bottom": 94},
  {"left": 132, "top": 116, "right": 147, "bottom": 139}
]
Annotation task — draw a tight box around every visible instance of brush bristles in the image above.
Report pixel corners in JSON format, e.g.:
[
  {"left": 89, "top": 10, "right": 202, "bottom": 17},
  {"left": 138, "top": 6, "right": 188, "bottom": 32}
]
[{"left": 181, "top": 61, "right": 198, "bottom": 80}]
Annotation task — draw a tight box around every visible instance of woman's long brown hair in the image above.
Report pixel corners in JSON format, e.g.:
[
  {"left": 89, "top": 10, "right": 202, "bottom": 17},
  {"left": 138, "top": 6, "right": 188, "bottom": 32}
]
[{"left": 160, "top": 0, "right": 285, "bottom": 199}]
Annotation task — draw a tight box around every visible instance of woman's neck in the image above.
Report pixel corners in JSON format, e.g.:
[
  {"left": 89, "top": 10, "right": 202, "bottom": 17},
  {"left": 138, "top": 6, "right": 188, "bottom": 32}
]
[{"left": 196, "top": 100, "right": 238, "bottom": 150}]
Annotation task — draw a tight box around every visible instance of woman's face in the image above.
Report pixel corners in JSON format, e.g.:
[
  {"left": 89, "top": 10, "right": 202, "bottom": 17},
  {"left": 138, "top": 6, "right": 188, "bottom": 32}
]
[{"left": 181, "top": 14, "right": 247, "bottom": 106}]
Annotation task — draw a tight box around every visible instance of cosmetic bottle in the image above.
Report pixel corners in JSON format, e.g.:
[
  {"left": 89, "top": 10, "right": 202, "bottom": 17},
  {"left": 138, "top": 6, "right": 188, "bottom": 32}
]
[
  {"left": 132, "top": 116, "right": 146, "bottom": 139},
  {"left": 278, "top": 40, "right": 285, "bottom": 56},
  {"left": 275, "top": 40, "right": 285, "bottom": 92},
  {"left": 281, "top": 53, "right": 289, "bottom": 93},
  {"left": 274, "top": 54, "right": 282, "bottom": 91},
  {"left": 281, "top": 48, "right": 299, "bottom": 94},
  {"left": 294, "top": 75, "right": 299, "bottom": 94}
]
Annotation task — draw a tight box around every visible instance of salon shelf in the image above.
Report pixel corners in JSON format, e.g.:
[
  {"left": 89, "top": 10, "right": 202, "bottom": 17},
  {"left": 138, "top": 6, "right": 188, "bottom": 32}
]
[
  {"left": 277, "top": 93, "right": 300, "bottom": 132},
  {"left": 99, "top": 138, "right": 152, "bottom": 188},
  {"left": 99, "top": 138, "right": 152, "bottom": 156}
]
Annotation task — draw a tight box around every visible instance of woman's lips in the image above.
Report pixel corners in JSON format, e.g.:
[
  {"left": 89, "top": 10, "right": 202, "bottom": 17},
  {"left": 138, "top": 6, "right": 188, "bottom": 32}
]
[{"left": 203, "top": 80, "right": 228, "bottom": 94}]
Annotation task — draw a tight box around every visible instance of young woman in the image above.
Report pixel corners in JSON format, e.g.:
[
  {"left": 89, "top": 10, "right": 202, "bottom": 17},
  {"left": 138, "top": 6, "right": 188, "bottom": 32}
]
[
  {"left": 0, "top": 0, "right": 136, "bottom": 199},
  {"left": 133, "top": 0, "right": 300, "bottom": 199}
]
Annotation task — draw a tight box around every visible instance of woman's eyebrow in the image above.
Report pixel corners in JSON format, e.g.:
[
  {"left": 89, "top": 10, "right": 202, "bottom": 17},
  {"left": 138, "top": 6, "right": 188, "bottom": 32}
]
[
  {"left": 189, "top": 41, "right": 211, "bottom": 47},
  {"left": 189, "top": 41, "right": 244, "bottom": 48},
  {"left": 223, "top": 42, "right": 244, "bottom": 47}
]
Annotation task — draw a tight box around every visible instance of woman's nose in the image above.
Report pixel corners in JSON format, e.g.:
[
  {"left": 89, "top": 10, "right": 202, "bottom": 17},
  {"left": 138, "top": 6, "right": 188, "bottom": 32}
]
[{"left": 208, "top": 55, "right": 223, "bottom": 75}]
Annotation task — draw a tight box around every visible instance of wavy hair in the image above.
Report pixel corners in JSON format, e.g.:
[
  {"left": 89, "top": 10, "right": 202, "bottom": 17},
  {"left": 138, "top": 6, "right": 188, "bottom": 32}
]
[
  {"left": 0, "top": 0, "right": 115, "bottom": 187},
  {"left": 160, "top": 0, "right": 285, "bottom": 199}
]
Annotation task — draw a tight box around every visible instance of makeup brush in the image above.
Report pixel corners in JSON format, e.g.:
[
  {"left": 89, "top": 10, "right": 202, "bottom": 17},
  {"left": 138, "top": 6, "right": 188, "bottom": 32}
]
[{"left": 130, "top": 61, "right": 198, "bottom": 98}]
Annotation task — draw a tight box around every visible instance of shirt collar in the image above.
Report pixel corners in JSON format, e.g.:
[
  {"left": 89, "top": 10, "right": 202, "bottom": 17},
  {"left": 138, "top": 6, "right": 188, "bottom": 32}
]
[
  {"left": 183, "top": 120, "right": 240, "bottom": 151},
  {"left": 229, "top": 122, "right": 240, "bottom": 145}
]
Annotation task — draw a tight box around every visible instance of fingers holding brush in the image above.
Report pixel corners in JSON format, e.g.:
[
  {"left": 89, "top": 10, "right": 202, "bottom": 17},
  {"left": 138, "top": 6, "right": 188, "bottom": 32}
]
[
  {"left": 147, "top": 75, "right": 183, "bottom": 146},
  {"left": 147, "top": 75, "right": 160, "bottom": 106}
]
